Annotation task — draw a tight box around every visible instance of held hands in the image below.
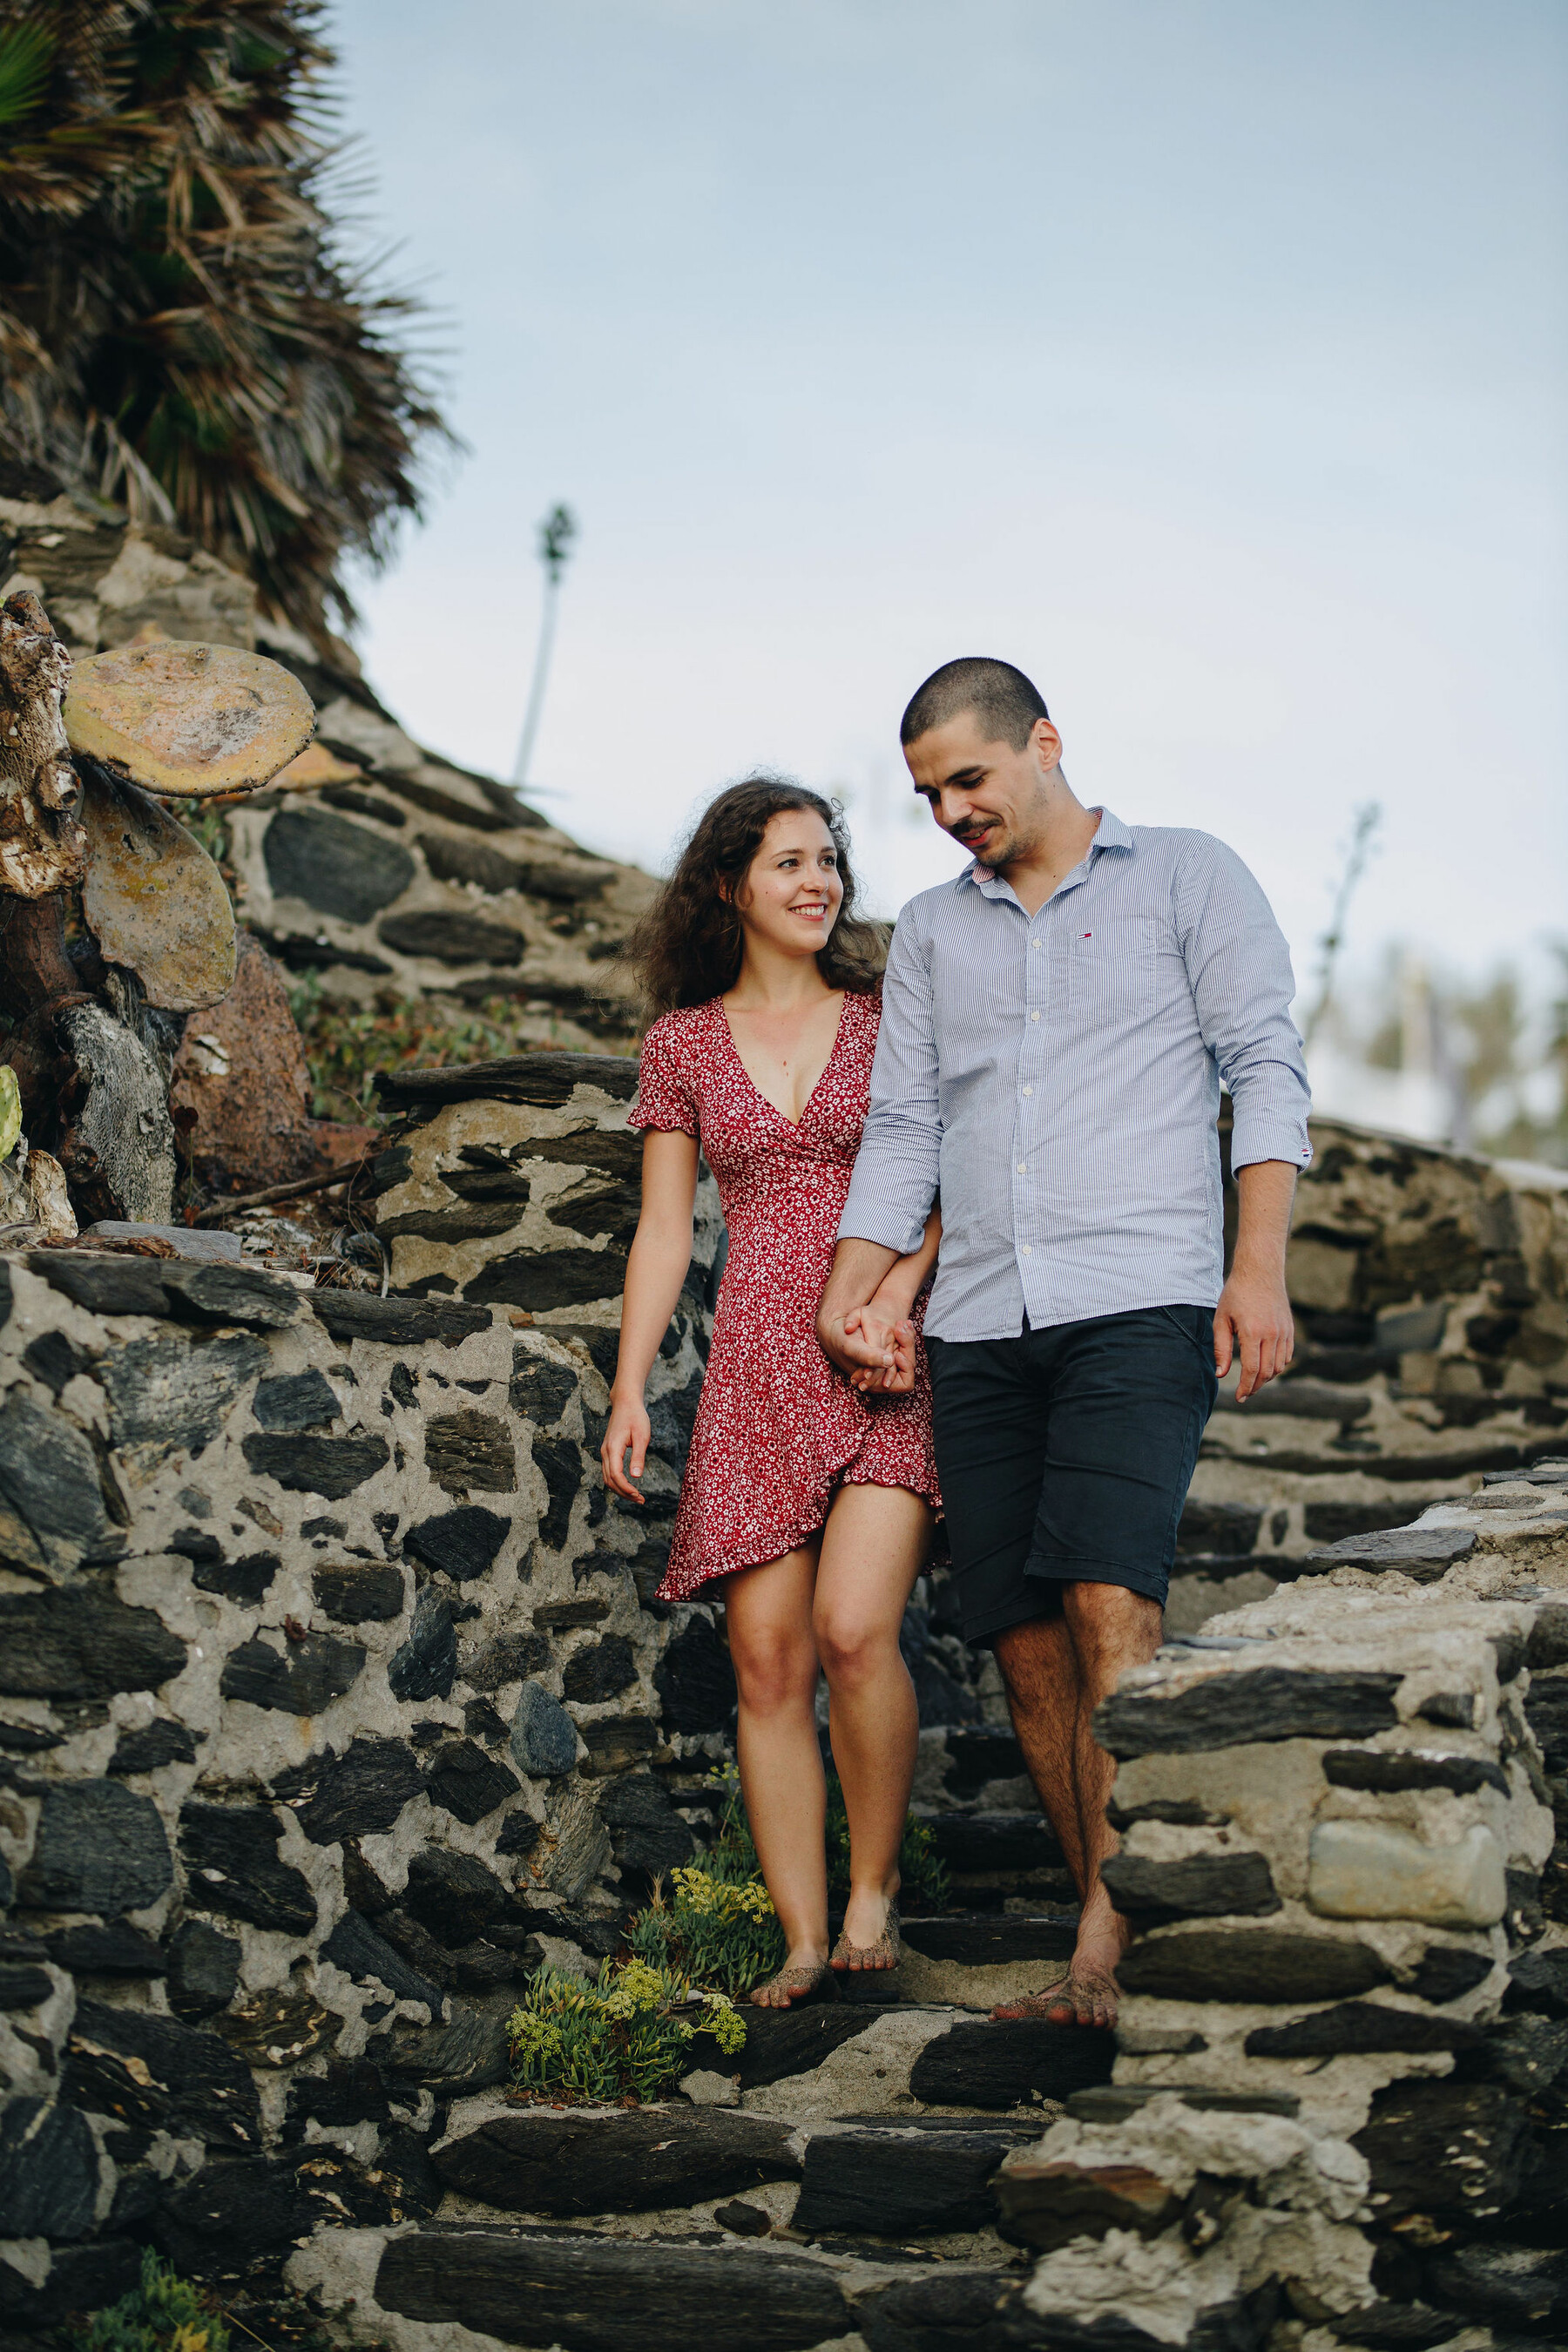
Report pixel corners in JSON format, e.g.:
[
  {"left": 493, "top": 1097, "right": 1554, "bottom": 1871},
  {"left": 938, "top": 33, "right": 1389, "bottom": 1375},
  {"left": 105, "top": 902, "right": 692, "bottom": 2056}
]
[
  {"left": 818, "top": 1297, "right": 918, "bottom": 1395},
  {"left": 1213, "top": 1266, "right": 1294, "bottom": 1402},
  {"left": 601, "top": 1389, "right": 652, "bottom": 1502}
]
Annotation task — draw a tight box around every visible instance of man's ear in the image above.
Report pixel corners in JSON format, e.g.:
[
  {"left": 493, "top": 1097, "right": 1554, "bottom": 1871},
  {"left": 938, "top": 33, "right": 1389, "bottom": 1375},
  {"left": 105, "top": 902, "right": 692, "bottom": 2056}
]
[{"left": 1031, "top": 719, "right": 1064, "bottom": 777}]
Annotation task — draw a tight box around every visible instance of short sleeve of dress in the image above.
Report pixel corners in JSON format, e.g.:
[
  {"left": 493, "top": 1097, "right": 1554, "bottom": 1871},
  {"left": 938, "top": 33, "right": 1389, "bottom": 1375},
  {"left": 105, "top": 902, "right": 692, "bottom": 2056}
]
[{"left": 629, "top": 1012, "right": 699, "bottom": 1138}]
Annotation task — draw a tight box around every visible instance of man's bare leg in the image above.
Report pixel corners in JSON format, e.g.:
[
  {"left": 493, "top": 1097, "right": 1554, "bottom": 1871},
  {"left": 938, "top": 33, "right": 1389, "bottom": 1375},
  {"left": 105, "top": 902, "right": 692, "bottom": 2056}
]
[{"left": 990, "top": 1582, "right": 1164, "bottom": 2027}]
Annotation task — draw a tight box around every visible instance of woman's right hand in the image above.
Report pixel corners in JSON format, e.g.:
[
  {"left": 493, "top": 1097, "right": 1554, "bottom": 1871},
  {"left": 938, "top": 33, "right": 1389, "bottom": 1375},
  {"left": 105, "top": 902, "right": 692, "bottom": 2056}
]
[{"left": 601, "top": 1389, "right": 652, "bottom": 1502}]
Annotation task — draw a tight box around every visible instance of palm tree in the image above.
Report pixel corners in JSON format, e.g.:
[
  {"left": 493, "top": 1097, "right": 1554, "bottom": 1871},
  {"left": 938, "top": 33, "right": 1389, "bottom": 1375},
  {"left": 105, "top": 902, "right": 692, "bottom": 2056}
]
[{"left": 0, "top": 0, "right": 451, "bottom": 652}]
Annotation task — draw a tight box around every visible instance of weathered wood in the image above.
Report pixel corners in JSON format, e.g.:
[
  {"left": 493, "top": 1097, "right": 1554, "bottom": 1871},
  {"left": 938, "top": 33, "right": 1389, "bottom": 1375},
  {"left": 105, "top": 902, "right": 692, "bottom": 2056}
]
[
  {"left": 0, "top": 592, "right": 86, "bottom": 898},
  {"left": 54, "top": 1000, "right": 176, "bottom": 1224},
  {"left": 79, "top": 766, "right": 237, "bottom": 1010},
  {"left": 63, "top": 639, "right": 314, "bottom": 797}
]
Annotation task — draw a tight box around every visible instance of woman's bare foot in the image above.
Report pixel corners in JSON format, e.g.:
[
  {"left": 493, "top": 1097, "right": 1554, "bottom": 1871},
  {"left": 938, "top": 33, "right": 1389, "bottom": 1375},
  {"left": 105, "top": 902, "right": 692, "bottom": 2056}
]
[
  {"left": 831, "top": 1888, "right": 901, "bottom": 1972},
  {"left": 750, "top": 1952, "right": 833, "bottom": 2008}
]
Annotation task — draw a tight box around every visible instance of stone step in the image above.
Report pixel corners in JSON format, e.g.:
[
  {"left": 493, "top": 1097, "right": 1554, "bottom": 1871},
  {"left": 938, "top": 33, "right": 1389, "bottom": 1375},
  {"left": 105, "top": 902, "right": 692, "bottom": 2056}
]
[
  {"left": 919, "top": 1808, "right": 1064, "bottom": 1874},
  {"left": 369, "top": 2223, "right": 1054, "bottom": 2352},
  {"left": 792, "top": 2114, "right": 1042, "bottom": 2239},
  {"left": 908, "top": 2017, "right": 1115, "bottom": 2111},
  {"left": 430, "top": 2101, "right": 801, "bottom": 2217},
  {"left": 901, "top": 1913, "right": 1078, "bottom": 1968}
]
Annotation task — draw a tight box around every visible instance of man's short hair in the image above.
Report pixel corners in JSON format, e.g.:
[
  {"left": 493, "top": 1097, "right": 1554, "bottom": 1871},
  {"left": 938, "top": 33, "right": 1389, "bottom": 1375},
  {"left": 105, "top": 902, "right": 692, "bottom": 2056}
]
[{"left": 900, "top": 657, "right": 1050, "bottom": 751}]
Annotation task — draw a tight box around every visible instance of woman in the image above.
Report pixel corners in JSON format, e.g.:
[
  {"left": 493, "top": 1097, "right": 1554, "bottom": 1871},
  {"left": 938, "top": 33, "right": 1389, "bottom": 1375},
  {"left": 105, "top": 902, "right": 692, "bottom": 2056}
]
[{"left": 600, "top": 777, "right": 940, "bottom": 2007}]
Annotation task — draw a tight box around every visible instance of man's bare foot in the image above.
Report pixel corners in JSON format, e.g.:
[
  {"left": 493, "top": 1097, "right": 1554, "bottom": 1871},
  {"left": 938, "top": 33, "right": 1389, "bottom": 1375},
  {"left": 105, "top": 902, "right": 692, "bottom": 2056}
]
[
  {"left": 750, "top": 1956, "right": 832, "bottom": 2008},
  {"left": 990, "top": 1965, "right": 1119, "bottom": 2027}
]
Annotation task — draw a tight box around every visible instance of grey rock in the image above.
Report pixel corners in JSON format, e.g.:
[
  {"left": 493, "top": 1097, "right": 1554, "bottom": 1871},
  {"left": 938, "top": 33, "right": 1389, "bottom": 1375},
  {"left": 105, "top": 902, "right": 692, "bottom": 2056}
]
[
  {"left": 908, "top": 2019, "right": 1115, "bottom": 2111},
  {"left": 45, "top": 1920, "right": 166, "bottom": 1977},
  {"left": 652, "top": 1614, "right": 737, "bottom": 1734},
  {"left": 240, "top": 1428, "right": 390, "bottom": 1497},
  {"left": 220, "top": 1629, "right": 365, "bottom": 1713},
  {"left": 0, "top": 1586, "right": 186, "bottom": 1699},
  {"left": 280, "top": 1737, "right": 423, "bottom": 1844},
  {"left": 109, "top": 1718, "right": 200, "bottom": 1773},
  {"left": 423, "top": 1737, "right": 522, "bottom": 1824},
  {"left": 1409, "top": 1946, "right": 1494, "bottom": 2004},
  {"left": 432, "top": 2105, "right": 801, "bottom": 2216},
  {"left": 923, "top": 1810, "right": 1064, "bottom": 1876},
  {"left": 1506, "top": 1948, "right": 1568, "bottom": 2017},
  {"left": 166, "top": 1918, "right": 241, "bottom": 2020},
  {"left": 191, "top": 1546, "right": 279, "bottom": 1605},
  {"left": 1068, "top": 2085, "right": 1300, "bottom": 2123},
  {"left": 578, "top": 1714, "right": 658, "bottom": 1774},
  {"left": 1244, "top": 2001, "right": 1483, "bottom": 2058},
  {"left": 376, "top": 1050, "right": 640, "bottom": 1112},
  {"left": 534, "top": 1597, "right": 610, "bottom": 1629},
  {"left": 25, "top": 1250, "right": 170, "bottom": 1319},
  {"left": 1099, "top": 1849, "right": 1281, "bottom": 1917},
  {"left": 0, "top": 1963, "right": 52, "bottom": 2008},
  {"left": 534, "top": 1784, "right": 612, "bottom": 1900},
  {"left": 597, "top": 1772, "right": 695, "bottom": 1881},
  {"left": 1305, "top": 1526, "right": 1477, "bottom": 1580},
  {"left": 375, "top": 2227, "right": 850, "bottom": 2352},
  {"left": 510, "top": 1680, "right": 578, "bottom": 1776},
  {"left": 1218, "top": 1376, "right": 1371, "bottom": 1422},
  {"left": 404, "top": 1503, "right": 510, "bottom": 1579},
  {"left": 252, "top": 1368, "right": 340, "bottom": 1430},
  {"left": 509, "top": 1353, "right": 580, "bottom": 1427},
  {"left": 177, "top": 1802, "right": 316, "bottom": 1934},
  {"left": 21, "top": 1328, "right": 97, "bottom": 1395},
  {"left": 18, "top": 1780, "right": 172, "bottom": 1915},
  {"left": 378, "top": 1199, "right": 524, "bottom": 1244},
  {"left": 562, "top": 1633, "right": 638, "bottom": 1702},
  {"left": 377, "top": 1907, "right": 517, "bottom": 1993},
  {"left": 731, "top": 2003, "right": 902, "bottom": 2091},
  {"left": 1525, "top": 1671, "right": 1568, "bottom": 1767},
  {"left": 901, "top": 1914, "right": 1078, "bottom": 1967},
  {"left": 378, "top": 908, "right": 525, "bottom": 964},
  {"left": 0, "top": 2099, "right": 99, "bottom": 2240},
  {"left": 0, "top": 2242, "right": 140, "bottom": 2333},
  {"left": 321, "top": 1909, "right": 443, "bottom": 2011},
  {"left": 403, "top": 1847, "right": 512, "bottom": 1946},
  {"left": 61, "top": 1997, "right": 263, "bottom": 2148},
  {"left": 0, "top": 1388, "right": 117, "bottom": 1571},
  {"left": 1324, "top": 1748, "right": 1508, "bottom": 1796},
  {"left": 84, "top": 1221, "right": 242, "bottom": 1263},
  {"left": 466, "top": 1247, "right": 630, "bottom": 1312},
  {"left": 1426, "top": 2247, "right": 1568, "bottom": 2342},
  {"left": 424, "top": 1409, "right": 516, "bottom": 1495},
  {"left": 311, "top": 1290, "right": 490, "bottom": 1346},
  {"left": 1375, "top": 1300, "right": 1450, "bottom": 1353},
  {"left": 312, "top": 1558, "right": 405, "bottom": 1620},
  {"left": 795, "top": 2119, "right": 1036, "bottom": 2238},
  {"left": 388, "top": 2004, "right": 508, "bottom": 2091},
  {"left": 389, "top": 1585, "right": 456, "bottom": 1701},
  {"left": 160, "top": 1260, "right": 301, "bottom": 1328},
  {"left": 418, "top": 831, "right": 528, "bottom": 892},
  {"left": 1096, "top": 1667, "right": 1401, "bottom": 1756},
  {"left": 101, "top": 1330, "right": 269, "bottom": 1463},
  {"left": 1354, "top": 2078, "right": 1526, "bottom": 2220},
  {"left": 1302, "top": 1501, "right": 1436, "bottom": 1543},
  {"left": 1177, "top": 1499, "right": 1262, "bottom": 1556},
  {"left": 1119, "top": 1928, "right": 1389, "bottom": 2004},
  {"left": 217, "top": 1984, "right": 330, "bottom": 2069},
  {"left": 465, "top": 1627, "right": 551, "bottom": 1690},
  {"left": 265, "top": 806, "right": 416, "bottom": 921},
  {"left": 282, "top": 2057, "right": 391, "bottom": 2144}
]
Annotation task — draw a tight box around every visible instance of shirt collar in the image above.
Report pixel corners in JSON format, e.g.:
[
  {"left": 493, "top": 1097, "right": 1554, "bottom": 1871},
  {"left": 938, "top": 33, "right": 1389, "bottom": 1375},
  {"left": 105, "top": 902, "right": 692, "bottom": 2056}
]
[{"left": 961, "top": 806, "right": 1133, "bottom": 895}]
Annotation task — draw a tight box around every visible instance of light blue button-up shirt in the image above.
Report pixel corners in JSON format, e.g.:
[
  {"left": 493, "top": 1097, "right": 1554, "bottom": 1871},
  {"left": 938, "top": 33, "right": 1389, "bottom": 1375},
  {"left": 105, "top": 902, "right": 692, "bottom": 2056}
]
[{"left": 838, "top": 809, "right": 1312, "bottom": 1341}]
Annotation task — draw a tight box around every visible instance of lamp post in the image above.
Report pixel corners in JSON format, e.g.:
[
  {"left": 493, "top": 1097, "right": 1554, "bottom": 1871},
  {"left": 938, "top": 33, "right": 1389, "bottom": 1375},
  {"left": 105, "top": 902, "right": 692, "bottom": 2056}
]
[{"left": 511, "top": 502, "right": 578, "bottom": 794}]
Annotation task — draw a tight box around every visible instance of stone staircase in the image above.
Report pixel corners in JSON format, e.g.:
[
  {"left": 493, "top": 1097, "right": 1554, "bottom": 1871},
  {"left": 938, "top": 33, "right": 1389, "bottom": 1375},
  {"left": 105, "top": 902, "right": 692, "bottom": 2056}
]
[{"left": 290, "top": 1727, "right": 1119, "bottom": 2352}]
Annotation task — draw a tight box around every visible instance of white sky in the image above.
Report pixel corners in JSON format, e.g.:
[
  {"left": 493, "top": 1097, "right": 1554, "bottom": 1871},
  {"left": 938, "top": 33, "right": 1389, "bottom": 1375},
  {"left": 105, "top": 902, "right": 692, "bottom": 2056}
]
[{"left": 330, "top": 0, "right": 1568, "bottom": 1010}]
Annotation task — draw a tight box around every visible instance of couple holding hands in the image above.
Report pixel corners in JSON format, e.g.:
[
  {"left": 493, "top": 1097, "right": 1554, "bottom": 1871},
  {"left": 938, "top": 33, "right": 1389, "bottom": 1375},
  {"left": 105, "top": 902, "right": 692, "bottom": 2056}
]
[{"left": 601, "top": 656, "right": 1311, "bottom": 2024}]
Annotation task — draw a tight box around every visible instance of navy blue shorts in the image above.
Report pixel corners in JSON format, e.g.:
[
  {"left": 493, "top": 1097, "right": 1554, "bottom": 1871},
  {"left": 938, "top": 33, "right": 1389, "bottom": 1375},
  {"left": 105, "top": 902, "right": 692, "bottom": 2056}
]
[{"left": 926, "top": 1306, "right": 1218, "bottom": 1648}]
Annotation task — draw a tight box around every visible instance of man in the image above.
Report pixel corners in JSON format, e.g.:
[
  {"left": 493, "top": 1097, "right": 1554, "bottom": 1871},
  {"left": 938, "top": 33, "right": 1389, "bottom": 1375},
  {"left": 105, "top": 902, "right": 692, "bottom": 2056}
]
[{"left": 818, "top": 656, "right": 1310, "bottom": 2028}]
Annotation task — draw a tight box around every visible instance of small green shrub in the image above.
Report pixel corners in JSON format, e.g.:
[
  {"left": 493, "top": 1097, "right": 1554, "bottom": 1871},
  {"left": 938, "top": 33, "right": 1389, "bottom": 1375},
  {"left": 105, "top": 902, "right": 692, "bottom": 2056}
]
[
  {"left": 506, "top": 1955, "right": 745, "bottom": 2105},
  {"left": 626, "top": 1863, "right": 784, "bottom": 1997},
  {"left": 703, "top": 1761, "right": 952, "bottom": 1915},
  {"left": 73, "top": 2251, "right": 228, "bottom": 2352}
]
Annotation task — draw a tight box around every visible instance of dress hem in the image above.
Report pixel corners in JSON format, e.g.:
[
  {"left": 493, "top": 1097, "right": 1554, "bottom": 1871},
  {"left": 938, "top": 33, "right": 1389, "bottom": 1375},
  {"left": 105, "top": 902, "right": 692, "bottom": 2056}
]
[{"left": 654, "top": 1469, "right": 941, "bottom": 1605}]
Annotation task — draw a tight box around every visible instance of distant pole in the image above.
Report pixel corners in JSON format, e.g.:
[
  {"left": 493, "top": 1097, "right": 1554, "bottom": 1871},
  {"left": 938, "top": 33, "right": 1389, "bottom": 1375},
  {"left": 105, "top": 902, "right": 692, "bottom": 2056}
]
[{"left": 512, "top": 503, "right": 578, "bottom": 793}]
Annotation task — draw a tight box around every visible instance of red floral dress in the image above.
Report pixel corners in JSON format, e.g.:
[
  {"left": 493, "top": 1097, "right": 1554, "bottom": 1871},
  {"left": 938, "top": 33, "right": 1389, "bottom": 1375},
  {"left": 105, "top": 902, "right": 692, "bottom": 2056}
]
[{"left": 630, "top": 990, "right": 940, "bottom": 1600}]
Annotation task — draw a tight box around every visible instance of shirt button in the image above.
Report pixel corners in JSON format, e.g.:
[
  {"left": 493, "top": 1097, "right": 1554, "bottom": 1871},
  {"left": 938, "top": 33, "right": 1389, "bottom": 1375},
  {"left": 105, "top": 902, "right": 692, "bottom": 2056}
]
[
  {"left": 1022, "top": 1085, "right": 1033, "bottom": 1097},
  {"left": 1030, "top": 1010, "right": 1040, "bottom": 1023},
  {"left": 1021, "top": 1244, "right": 1032, "bottom": 1256},
  {"left": 1017, "top": 1160, "right": 1026, "bottom": 1173}
]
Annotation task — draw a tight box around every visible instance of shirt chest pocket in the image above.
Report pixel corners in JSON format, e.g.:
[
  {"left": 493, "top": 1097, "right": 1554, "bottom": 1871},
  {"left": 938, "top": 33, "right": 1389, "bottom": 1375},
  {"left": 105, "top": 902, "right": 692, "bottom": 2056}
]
[{"left": 1065, "top": 916, "right": 1159, "bottom": 1019}]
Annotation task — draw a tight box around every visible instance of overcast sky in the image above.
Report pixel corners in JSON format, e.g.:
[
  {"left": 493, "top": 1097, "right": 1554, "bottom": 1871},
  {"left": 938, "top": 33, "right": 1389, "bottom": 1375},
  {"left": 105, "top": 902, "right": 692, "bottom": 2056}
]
[{"left": 329, "top": 0, "right": 1567, "bottom": 1009}]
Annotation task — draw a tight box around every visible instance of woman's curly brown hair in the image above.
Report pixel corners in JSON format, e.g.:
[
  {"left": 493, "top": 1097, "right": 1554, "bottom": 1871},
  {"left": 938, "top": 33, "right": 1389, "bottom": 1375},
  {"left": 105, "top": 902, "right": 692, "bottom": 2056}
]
[{"left": 627, "top": 775, "right": 887, "bottom": 1017}]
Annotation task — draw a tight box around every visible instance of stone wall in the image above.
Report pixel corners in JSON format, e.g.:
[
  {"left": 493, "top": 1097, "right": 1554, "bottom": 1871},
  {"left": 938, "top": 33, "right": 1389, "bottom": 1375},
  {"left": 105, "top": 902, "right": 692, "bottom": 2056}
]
[{"left": 0, "top": 1056, "right": 728, "bottom": 2335}]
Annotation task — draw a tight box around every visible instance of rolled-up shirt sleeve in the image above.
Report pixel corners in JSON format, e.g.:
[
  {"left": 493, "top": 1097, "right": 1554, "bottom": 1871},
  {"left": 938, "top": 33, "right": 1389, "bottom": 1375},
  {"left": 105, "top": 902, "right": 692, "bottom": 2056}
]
[
  {"left": 1175, "top": 836, "right": 1313, "bottom": 1173},
  {"left": 838, "top": 910, "right": 943, "bottom": 1252}
]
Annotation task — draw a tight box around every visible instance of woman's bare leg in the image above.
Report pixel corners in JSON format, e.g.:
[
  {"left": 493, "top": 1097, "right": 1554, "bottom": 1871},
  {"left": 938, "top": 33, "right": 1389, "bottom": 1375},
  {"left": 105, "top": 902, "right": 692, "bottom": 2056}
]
[
  {"left": 813, "top": 1484, "right": 933, "bottom": 1960},
  {"left": 721, "top": 1543, "right": 828, "bottom": 1998}
]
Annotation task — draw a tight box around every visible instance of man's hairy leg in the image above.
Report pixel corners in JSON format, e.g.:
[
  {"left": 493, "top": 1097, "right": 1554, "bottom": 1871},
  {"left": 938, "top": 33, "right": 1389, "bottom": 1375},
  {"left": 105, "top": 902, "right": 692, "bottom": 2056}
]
[{"left": 992, "top": 1584, "right": 1163, "bottom": 2026}]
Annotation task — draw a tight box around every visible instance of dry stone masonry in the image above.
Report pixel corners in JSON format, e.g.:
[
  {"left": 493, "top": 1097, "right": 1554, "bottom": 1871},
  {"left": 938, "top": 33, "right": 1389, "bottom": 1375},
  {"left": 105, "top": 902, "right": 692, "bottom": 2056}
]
[{"left": 3, "top": 1070, "right": 1567, "bottom": 2350}]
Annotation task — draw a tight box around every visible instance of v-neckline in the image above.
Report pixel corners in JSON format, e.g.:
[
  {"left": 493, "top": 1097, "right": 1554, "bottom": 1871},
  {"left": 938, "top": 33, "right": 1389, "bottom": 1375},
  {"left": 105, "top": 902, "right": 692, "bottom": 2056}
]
[{"left": 718, "top": 992, "right": 848, "bottom": 1131}]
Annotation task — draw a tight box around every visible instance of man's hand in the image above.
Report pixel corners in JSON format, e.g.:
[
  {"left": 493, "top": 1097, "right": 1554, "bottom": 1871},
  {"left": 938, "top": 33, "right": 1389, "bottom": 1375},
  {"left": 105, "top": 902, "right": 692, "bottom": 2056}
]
[
  {"left": 1213, "top": 1268, "right": 1294, "bottom": 1402},
  {"left": 1214, "top": 1159, "right": 1298, "bottom": 1402},
  {"left": 818, "top": 1304, "right": 895, "bottom": 1385},
  {"left": 843, "top": 1305, "right": 918, "bottom": 1394}
]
